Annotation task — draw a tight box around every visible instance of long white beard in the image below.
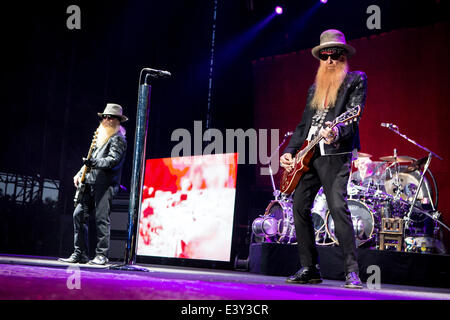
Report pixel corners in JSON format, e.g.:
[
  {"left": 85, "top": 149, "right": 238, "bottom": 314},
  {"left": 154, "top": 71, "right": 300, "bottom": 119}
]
[{"left": 96, "top": 122, "right": 119, "bottom": 148}]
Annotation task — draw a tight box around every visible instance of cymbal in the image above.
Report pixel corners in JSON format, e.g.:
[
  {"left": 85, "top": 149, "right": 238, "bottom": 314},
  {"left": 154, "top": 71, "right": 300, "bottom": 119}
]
[
  {"left": 357, "top": 152, "right": 372, "bottom": 158},
  {"left": 379, "top": 155, "right": 414, "bottom": 163}
]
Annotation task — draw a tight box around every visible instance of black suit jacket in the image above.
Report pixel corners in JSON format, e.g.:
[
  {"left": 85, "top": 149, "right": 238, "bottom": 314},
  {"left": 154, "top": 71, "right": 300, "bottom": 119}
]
[
  {"left": 78, "top": 131, "right": 127, "bottom": 186},
  {"left": 284, "top": 71, "right": 367, "bottom": 156}
]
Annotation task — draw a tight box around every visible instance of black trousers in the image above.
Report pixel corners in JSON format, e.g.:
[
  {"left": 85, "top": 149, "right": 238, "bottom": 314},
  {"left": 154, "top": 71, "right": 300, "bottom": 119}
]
[
  {"left": 73, "top": 184, "right": 117, "bottom": 257},
  {"left": 292, "top": 147, "right": 359, "bottom": 273}
]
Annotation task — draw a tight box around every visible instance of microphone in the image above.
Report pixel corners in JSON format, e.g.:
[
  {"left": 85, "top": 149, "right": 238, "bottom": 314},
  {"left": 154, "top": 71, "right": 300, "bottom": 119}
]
[
  {"left": 143, "top": 68, "right": 172, "bottom": 78},
  {"left": 381, "top": 122, "right": 398, "bottom": 130},
  {"left": 284, "top": 131, "right": 293, "bottom": 138}
]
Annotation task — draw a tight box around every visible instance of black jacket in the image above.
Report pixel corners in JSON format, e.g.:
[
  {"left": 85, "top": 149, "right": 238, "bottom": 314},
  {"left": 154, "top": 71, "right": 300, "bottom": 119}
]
[
  {"left": 78, "top": 131, "right": 127, "bottom": 186},
  {"left": 284, "top": 71, "right": 367, "bottom": 156}
]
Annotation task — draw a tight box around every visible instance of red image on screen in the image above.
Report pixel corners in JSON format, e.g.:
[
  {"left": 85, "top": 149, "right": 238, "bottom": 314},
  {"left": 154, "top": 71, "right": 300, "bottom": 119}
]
[{"left": 136, "top": 153, "right": 238, "bottom": 261}]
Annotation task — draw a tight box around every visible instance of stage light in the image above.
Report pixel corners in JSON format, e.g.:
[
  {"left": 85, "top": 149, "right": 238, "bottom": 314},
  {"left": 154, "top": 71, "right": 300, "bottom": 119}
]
[
  {"left": 320, "top": 0, "right": 328, "bottom": 4},
  {"left": 275, "top": 6, "right": 283, "bottom": 15}
]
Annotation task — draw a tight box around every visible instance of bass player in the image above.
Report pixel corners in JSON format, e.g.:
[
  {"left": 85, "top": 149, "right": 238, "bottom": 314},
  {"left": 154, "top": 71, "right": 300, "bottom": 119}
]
[{"left": 59, "top": 103, "right": 128, "bottom": 265}]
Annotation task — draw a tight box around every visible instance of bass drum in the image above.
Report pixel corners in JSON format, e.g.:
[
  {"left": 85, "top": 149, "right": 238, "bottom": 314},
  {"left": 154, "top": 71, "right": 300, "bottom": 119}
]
[
  {"left": 311, "top": 187, "right": 337, "bottom": 246},
  {"left": 384, "top": 166, "right": 433, "bottom": 204},
  {"left": 325, "top": 199, "right": 375, "bottom": 247}
]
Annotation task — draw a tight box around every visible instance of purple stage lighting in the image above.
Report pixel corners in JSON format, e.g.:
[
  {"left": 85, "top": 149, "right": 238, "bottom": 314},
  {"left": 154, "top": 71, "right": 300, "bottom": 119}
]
[
  {"left": 320, "top": 0, "right": 328, "bottom": 3},
  {"left": 275, "top": 6, "right": 283, "bottom": 15}
]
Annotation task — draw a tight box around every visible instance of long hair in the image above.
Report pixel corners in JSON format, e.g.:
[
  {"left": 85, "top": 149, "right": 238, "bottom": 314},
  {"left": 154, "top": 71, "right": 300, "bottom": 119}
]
[{"left": 310, "top": 59, "right": 348, "bottom": 110}]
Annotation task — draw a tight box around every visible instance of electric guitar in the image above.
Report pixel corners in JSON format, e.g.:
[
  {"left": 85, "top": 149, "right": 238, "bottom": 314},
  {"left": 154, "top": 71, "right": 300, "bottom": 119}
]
[
  {"left": 73, "top": 129, "right": 98, "bottom": 207},
  {"left": 280, "top": 105, "right": 361, "bottom": 195}
]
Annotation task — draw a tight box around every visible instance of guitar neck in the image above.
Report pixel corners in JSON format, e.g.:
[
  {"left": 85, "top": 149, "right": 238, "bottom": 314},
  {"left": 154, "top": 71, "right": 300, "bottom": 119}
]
[
  {"left": 292, "top": 105, "right": 361, "bottom": 163},
  {"left": 80, "top": 130, "right": 98, "bottom": 182}
]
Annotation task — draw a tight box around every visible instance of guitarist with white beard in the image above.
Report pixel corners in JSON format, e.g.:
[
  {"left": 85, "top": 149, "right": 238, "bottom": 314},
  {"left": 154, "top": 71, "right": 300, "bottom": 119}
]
[
  {"left": 280, "top": 30, "right": 367, "bottom": 288},
  {"left": 59, "top": 103, "right": 127, "bottom": 265}
]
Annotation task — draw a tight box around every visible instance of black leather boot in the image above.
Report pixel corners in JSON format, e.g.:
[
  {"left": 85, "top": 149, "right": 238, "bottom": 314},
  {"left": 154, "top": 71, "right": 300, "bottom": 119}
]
[{"left": 286, "top": 266, "right": 322, "bottom": 284}]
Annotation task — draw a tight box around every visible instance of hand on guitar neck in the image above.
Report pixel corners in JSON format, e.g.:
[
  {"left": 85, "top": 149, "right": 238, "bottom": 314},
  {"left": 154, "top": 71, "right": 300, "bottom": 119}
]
[{"left": 320, "top": 121, "right": 338, "bottom": 145}]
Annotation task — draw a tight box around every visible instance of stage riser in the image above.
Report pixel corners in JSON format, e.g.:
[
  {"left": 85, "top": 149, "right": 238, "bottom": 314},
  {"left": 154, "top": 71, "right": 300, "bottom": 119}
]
[{"left": 248, "top": 243, "right": 450, "bottom": 288}]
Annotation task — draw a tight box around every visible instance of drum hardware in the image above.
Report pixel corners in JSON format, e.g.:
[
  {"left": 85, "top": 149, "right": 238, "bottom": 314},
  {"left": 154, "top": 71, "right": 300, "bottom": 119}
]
[
  {"left": 379, "top": 155, "right": 414, "bottom": 163},
  {"left": 380, "top": 123, "right": 450, "bottom": 236},
  {"left": 251, "top": 131, "right": 297, "bottom": 243},
  {"left": 278, "top": 207, "right": 297, "bottom": 244},
  {"left": 252, "top": 215, "right": 280, "bottom": 240},
  {"left": 252, "top": 122, "right": 449, "bottom": 253},
  {"left": 357, "top": 152, "right": 372, "bottom": 158},
  {"left": 311, "top": 187, "right": 338, "bottom": 246},
  {"left": 404, "top": 236, "right": 440, "bottom": 254},
  {"left": 432, "top": 211, "right": 441, "bottom": 221},
  {"left": 348, "top": 144, "right": 444, "bottom": 252},
  {"left": 350, "top": 157, "right": 389, "bottom": 198},
  {"left": 384, "top": 148, "right": 405, "bottom": 201},
  {"left": 252, "top": 199, "right": 293, "bottom": 242},
  {"left": 325, "top": 199, "right": 376, "bottom": 247},
  {"left": 403, "top": 156, "right": 428, "bottom": 173}
]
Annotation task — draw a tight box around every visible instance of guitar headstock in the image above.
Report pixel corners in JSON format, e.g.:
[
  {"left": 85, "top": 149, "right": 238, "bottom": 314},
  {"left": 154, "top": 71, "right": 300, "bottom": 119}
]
[
  {"left": 91, "top": 129, "right": 99, "bottom": 147},
  {"left": 334, "top": 105, "right": 361, "bottom": 126}
]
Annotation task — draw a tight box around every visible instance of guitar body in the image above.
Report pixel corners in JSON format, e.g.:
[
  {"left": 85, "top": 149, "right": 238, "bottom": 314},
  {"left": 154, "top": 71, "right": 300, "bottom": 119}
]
[
  {"left": 279, "top": 105, "right": 362, "bottom": 195},
  {"left": 74, "top": 183, "right": 86, "bottom": 207},
  {"left": 280, "top": 141, "right": 316, "bottom": 195},
  {"left": 73, "top": 129, "right": 98, "bottom": 207}
]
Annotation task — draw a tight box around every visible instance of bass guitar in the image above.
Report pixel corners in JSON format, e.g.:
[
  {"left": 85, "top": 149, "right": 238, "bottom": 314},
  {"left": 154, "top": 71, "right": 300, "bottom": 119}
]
[
  {"left": 280, "top": 105, "right": 361, "bottom": 195},
  {"left": 73, "top": 129, "right": 98, "bottom": 207}
]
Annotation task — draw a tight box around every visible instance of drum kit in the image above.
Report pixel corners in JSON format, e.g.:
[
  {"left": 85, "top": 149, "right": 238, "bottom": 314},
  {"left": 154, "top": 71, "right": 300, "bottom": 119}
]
[{"left": 252, "top": 124, "right": 449, "bottom": 254}]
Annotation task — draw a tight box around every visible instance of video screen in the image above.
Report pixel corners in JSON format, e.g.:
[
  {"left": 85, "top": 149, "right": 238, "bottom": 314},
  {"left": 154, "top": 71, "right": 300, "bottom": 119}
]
[{"left": 136, "top": 153, "right": 238, "bottom": 262}]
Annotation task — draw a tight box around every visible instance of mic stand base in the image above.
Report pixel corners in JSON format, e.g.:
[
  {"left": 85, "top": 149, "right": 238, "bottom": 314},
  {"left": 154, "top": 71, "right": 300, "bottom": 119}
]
[{"left": 108, "top": 263, "right": 150, "bottom": 272}]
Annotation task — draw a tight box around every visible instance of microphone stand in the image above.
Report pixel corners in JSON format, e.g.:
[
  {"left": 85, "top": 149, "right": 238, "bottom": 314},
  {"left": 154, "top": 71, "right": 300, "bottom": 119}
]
[
  {"left": 382, "top": 124, "right": 449, "bottom": 234},
  {"left": 110, "top": 68, "right": 170, "bottom": 272}
]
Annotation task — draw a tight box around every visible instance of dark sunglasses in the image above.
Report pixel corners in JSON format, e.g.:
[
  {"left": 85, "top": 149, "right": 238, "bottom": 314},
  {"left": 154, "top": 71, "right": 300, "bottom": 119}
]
[
  {"left": 102, "top": 114, "right": 120, "bottom": 120},
  {"left": 319, "top": 52, "right": 344, "bottom": 61}
]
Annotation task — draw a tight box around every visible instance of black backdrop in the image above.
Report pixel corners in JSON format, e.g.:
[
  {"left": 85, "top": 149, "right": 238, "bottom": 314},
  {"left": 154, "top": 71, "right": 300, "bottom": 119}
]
[{"left": 0, "top": 0, "right": 448, "bottom": 259}]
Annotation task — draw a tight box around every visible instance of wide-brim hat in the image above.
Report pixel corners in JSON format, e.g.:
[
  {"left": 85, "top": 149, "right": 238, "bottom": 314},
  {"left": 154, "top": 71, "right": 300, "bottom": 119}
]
[
  {"left": 97, "top": 103, "right": 128, "bottom": 122},
  {"left": 311, "top": 29, "right": 356, "bottom": 60}
]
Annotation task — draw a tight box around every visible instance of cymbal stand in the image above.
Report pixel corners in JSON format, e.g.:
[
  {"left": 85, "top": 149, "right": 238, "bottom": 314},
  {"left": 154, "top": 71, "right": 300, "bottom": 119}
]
[
  {"left": 382, "top": 124, "right": 448, "bottom": 232},
  {"left": 387, "top": 148, "right": 403, "bottom": 201}
]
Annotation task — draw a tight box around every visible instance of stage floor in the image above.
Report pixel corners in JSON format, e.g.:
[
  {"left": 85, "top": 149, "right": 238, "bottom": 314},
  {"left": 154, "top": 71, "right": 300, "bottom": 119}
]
[{"left": 0, "top": 254, "right": 449, "bottom": 301}]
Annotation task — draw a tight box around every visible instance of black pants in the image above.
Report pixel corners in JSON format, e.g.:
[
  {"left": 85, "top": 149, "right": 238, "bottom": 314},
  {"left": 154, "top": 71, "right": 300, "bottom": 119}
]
[
  {"left": 73, "top": 184, "right": 116, "bottom": 257},
  {"left": 292, "top": 147, "right": 358, "bottom": 273}
]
